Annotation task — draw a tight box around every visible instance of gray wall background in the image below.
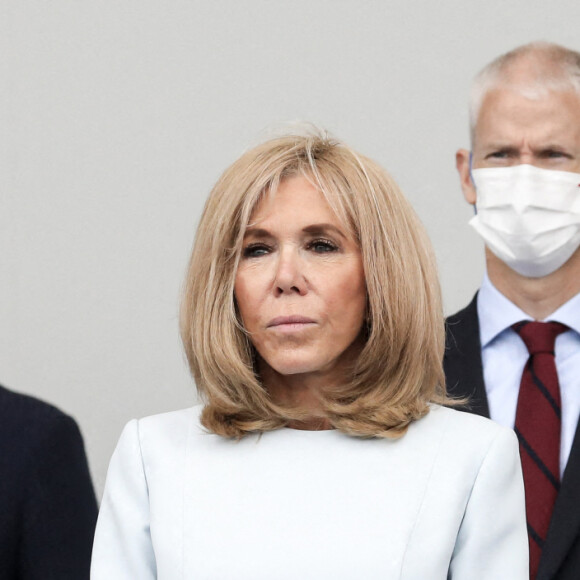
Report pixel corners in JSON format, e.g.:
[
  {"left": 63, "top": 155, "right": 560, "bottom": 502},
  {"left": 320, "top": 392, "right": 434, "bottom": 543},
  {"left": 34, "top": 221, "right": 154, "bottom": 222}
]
[{"left": 2, "top": 1, "right": 579, "bottom": 497}]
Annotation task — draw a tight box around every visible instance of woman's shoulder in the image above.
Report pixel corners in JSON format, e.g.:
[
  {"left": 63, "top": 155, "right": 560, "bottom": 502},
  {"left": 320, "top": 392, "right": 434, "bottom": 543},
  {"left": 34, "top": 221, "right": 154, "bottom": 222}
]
[
  {"left": 412, "top": 405, "right": 518, "bottom": 460},
  {"left": 424, "top": 404, "right": 512, "bottom": 434},
  {"left": 138, "top": 402, "right": 204, "bottom": 436},
  {"left": 138, "top": 403, "right": 203, "bottom": 430},
  {"left": 116, "top": 404, "right": 205, "bottom": 456}
]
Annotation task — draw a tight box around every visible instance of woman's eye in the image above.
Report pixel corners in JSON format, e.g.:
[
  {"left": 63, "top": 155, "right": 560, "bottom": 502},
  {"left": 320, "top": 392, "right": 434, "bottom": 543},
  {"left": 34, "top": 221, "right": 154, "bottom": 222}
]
[
  {"left": 242, "top": 244, "right": 270, "bottom": 258},
  {"left": 308, "top": 239, "right": 338, "bottom": 253}
]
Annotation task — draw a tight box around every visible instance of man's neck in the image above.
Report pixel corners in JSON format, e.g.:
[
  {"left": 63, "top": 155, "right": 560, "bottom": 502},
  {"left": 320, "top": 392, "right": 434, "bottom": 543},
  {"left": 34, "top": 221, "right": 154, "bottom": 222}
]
[{"left": 486, "top": 248, "right": 580, "bottom": 320}]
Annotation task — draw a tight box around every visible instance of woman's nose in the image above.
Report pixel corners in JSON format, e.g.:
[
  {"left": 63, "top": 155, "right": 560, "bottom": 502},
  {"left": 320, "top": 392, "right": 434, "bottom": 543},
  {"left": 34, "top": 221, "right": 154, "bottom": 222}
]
[{"left": 273, "top": 248, "right": 307, "bottom": 296}]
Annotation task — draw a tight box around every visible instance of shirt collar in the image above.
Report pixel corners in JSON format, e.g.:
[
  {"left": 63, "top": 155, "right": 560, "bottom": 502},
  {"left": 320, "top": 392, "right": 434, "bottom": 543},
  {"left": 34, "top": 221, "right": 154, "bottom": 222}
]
[
  {"left": 478, "top": 274, "right": 531, "bottom": 348},
  {"left": 548, "top": 291, "right": 580, "bottom": 335},
  {"left": 477, "top": 273, "right": 580, "bottom": 347}
]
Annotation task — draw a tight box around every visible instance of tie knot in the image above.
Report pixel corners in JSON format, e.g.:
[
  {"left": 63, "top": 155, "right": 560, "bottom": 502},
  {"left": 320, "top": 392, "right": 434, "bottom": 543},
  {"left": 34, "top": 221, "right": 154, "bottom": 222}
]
[{"left": 512, "top": 321, "right": 569, "bottom": 355}]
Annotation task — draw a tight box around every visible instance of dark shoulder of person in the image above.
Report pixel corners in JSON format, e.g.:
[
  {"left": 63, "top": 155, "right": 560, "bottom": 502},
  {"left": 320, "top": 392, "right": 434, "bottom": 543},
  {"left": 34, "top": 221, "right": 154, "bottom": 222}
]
[{"left": 0, "top": 383, "right": 98, "bottom": 580}]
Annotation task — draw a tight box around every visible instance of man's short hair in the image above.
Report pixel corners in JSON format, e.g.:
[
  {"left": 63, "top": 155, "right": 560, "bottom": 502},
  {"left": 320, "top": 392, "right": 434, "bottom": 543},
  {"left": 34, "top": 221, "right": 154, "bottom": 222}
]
[{"left": 469, "top": 41, "right": 580, "bottom": 142}]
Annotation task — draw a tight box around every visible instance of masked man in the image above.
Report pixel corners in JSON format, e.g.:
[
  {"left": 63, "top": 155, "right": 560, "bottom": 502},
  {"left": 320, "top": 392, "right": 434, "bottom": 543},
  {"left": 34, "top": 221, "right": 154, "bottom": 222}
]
[{"left": 445, "top": 41, "right": 580, "bottom": 580}]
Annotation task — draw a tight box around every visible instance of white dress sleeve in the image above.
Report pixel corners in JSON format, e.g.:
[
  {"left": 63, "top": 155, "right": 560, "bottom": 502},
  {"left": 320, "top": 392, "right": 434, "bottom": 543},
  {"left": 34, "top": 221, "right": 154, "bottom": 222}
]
[
  {"left": 91, "top": 420, "right": 157, "bottom": 579},
  {"left": 449, "top": 427, "right": 529, "bottom": 579}
]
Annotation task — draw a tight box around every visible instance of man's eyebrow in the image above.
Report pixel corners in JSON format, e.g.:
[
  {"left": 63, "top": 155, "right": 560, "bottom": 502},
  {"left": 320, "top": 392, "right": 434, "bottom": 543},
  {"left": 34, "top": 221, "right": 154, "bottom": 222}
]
[
  {"left": 482, "top": 143, "right": 518, "bottom": 152},
  {"left": 534, "top": 143, "right": 572, "bottom": 153}
]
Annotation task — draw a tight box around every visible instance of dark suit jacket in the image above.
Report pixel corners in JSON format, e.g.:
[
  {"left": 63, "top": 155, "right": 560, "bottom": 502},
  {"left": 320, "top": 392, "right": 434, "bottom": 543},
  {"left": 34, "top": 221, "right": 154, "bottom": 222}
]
[
  {"left": 445, "top": 294, "right": 580, "bottom": 580},
  {"left": 0, "top": 384, "right": 98, "bottom": 580}
]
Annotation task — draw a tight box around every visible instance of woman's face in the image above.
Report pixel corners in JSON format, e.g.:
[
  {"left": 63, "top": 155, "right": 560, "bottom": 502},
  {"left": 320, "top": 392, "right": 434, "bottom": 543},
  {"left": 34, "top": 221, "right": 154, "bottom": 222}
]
[{"left": 234, "top": 175, "right": 367, "bottom": 381}]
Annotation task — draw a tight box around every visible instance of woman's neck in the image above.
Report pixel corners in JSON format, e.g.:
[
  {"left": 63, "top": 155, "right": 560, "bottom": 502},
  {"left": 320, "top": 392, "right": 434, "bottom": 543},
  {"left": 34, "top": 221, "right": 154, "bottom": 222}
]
[{"left": 259, "top": 367, "right": 336, "bottom": 431}]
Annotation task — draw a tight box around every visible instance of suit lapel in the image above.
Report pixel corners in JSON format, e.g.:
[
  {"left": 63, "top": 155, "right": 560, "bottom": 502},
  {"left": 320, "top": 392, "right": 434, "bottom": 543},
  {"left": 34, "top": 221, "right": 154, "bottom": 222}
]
[
  {"left": 537, "top": 419, "right": 580, "bottom": 579},
  {"left": 444, "top": 293, "right": 490, "bottom": 418}
]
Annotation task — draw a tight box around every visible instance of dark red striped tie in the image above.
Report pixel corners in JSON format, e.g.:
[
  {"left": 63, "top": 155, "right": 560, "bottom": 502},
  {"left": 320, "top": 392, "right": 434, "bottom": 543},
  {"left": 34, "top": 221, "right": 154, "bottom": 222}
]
[{"left": 512, "top": 321, "right": 568, "bottom": 580}]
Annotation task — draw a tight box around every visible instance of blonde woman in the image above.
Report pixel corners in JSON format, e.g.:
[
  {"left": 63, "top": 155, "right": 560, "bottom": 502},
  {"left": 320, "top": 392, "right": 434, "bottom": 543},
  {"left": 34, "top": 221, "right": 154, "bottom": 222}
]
[{"left": 91, "top": 131, "right": 528, "bottom": 579}]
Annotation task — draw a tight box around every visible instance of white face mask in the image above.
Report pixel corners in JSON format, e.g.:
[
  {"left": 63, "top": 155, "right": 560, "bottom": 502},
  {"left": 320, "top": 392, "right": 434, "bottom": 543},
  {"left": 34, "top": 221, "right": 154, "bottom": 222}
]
[{"left": 469, "top": 164, "right": 580, "bottom": 278}]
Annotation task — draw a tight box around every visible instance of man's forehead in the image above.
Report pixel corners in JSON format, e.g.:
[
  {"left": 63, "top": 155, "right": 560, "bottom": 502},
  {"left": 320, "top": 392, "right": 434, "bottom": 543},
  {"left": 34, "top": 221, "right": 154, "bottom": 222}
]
[{"left": 474, "top": 87, "right": 580, "bottom": 147}]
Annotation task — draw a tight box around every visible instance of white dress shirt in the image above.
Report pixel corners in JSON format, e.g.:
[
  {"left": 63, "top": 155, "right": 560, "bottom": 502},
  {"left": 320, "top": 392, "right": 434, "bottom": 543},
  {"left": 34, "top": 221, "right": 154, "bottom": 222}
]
[{"left": 478, "top": 273, "right": 580, "bottom": 477}]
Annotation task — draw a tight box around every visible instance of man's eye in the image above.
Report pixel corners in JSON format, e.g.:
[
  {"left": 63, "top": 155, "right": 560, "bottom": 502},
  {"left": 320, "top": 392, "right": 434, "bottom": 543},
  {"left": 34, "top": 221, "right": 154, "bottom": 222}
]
[
  {"left": 543, "top": 150, "right": 569, "bottom": 159},
  {"left": 487, "top": 151, "right": 509, "bottom": 159},
  {"left": 242, "top": 244, "right": 270, "bottom": 258},
  {"left": 308, "top": 239, "right": 338, "bottom": 253}
]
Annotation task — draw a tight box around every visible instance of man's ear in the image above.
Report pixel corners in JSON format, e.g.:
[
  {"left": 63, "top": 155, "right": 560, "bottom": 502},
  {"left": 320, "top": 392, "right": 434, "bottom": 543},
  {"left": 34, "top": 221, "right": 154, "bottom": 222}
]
[{"left": 456, "top": 148, "right": 477, "bottom": 205}]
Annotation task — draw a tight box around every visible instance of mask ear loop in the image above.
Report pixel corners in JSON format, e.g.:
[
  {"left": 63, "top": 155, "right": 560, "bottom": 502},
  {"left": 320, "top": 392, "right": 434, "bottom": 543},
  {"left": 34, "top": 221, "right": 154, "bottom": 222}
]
[{"left": 469, "top": 151, "right": 477, "bottom": 215}]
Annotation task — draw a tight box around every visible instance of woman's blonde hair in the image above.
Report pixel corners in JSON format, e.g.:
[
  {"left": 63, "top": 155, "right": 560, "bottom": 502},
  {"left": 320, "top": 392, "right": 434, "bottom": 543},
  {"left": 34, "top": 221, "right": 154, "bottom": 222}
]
[{"left": 181, "top": 129, "right": 451, "bottom": 439}]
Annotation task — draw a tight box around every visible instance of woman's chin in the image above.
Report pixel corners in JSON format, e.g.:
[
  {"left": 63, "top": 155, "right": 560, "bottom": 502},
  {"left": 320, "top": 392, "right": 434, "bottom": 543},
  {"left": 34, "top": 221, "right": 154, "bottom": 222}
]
[{"left": 260, "top": 355, "right": 328, "bottom": 378}]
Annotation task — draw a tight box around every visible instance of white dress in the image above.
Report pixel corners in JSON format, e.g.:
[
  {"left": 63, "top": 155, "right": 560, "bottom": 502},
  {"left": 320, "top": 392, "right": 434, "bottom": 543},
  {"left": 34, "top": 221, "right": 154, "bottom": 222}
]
[{"left": 91, "top": 405, "right": 528, "bottom": 579}]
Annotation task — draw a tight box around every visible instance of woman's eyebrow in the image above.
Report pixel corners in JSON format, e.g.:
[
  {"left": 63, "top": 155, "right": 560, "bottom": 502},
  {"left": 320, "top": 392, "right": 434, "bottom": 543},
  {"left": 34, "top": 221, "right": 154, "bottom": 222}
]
[
  {"left": 242, "top": 227, "right": 272, "bottom": 240},
  {"left": 302, "top": 223, "right": 347, "bottom": 239},
  {"left": 244, "top": 224, "right": 347, "bottom": 240}
]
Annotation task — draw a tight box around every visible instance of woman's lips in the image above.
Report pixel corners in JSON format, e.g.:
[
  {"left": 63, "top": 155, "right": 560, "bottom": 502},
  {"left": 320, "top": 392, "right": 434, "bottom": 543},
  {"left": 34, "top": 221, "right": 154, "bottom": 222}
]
[{"left": 267, "top": 315, "right": 316, "bottom": 329}]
